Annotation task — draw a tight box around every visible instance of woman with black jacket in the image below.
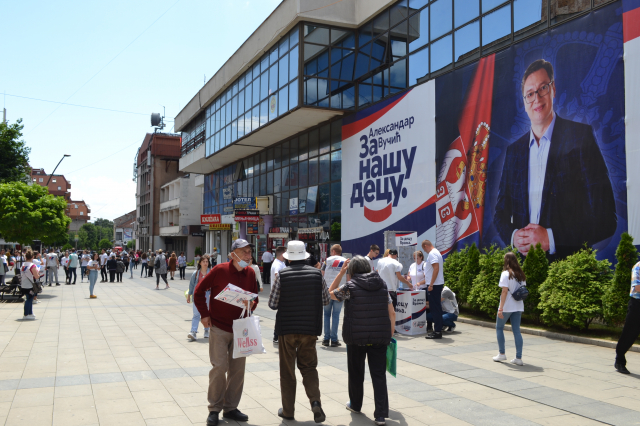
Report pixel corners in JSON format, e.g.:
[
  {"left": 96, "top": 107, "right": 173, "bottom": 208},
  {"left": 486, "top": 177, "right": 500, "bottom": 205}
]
[{"left": 106, "top": 254, "right": 118, "bottom": 282}]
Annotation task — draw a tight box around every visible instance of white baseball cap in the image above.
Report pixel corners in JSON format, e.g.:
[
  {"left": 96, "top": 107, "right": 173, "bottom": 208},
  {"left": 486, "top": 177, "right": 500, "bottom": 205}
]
[{"left": 283, "top": 240, "right": 310, "bottom": 261}]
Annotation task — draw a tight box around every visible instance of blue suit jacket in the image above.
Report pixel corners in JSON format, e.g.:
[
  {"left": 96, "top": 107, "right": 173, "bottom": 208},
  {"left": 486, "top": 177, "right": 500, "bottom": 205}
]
[{"left": 494, "top": 115, "right": 616, "bottom": 259}]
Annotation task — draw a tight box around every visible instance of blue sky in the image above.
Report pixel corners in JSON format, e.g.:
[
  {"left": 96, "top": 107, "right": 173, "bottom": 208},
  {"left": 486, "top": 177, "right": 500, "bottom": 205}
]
[{"left": 1, "top": 0, "right": 281, "bottom": 221}]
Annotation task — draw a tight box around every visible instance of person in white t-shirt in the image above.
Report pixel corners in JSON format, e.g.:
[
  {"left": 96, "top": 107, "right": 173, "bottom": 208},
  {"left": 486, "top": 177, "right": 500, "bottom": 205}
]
[
  {"left": 494, "top": 252, "right": 526, "bottom": 366},
  {"left": 269, "top": 246, "right": 287, "bottom": 344},
  {"left": 80, "top": 250, "right": 91, "bottom": 283},
  {"left": 60, "top": 251, "right": 70, "bottom": 283},
  {"left": 422, "top": 240, "right": 445, "bottom": 339},
  {"left": 364, "top": 244, "right": 380, "bottom": 272},
  {"left": 376, "top": 249, "right": 410, "bottom": 310},
  {"left": 321, "top": 244, "right": 348, "bottom": 346},
  {"left": 45, "top": 251, "right": 60, "bottom": 286},
  {"left": 406, "top": 250, "right": 427, "bottom": 290},
  {"left": 261, "top": 250, "right": 274, "bottom": 284},
  {"left": 99, "top": 249, "right": 109, "bottom": 283}
]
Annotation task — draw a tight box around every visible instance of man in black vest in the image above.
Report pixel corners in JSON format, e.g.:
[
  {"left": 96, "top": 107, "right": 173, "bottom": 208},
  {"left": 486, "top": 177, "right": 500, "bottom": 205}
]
[{"left": 268, "top": 240, "right": 330, "bottom": 423}]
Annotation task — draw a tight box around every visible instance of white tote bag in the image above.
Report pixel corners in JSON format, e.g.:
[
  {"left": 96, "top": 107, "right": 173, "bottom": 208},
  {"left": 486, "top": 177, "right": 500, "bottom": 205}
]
[{"left": 232, "top": 305, "right": 266, "bottom": 359}]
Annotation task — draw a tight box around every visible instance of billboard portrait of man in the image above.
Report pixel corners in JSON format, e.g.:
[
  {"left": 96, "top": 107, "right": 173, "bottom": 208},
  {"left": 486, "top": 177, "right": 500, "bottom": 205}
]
[{"left": 494, "top": 59, "right": 617, "bottom": 259}]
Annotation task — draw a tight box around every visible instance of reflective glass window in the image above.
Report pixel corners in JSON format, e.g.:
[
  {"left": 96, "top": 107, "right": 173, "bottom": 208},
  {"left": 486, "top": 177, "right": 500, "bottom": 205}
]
[
  {"left": 281, "top": 141, "right": 290, "bottom": 166},
  {"left": 267, "top": 172, "right": 274, "bottom": 195},
  {"left": 260, "top": 72, "right": 269, "bottom": 100},
  {"left": 431, "top": 34, "right": 452, "bottom": 72},
  {"left": 373, "top": 9, "right": 389, "bottom": 38},
  {"left": 290, "top": 46, "right": 299, "bottom": 80},
  {"left": 281, "top": 166, "right": 290, "bottom": 191},
  {"left": 298, "top": 133, "right": 309, "bottom": 161},
  {"left": 261, "top": 54, "right": 269, "bottom": 73},
  {"left": 308, "top": 157, "right": 318, "bottom": 185},
  {"left": 251, "top": 106, "right": 259, "bottom": 132},
  {"left": 371, "top": 38, "right": 387, "bottom": 69},
  {"left": 430, "top": 0, "right": 452, "bottom": 40},
  {"left": 359, "top": 80, "right": 372, "bottom": 107},
  {"left": 331, "top": 150, "right": 342, "bottom": 181},
  {"left": 279, "top": 86, "right": 289, "bottom": 116},
  {"left": 238, "top": 89, "right": 245, "bottom": 115},
  {"left": 279, "top": 55, "right": 289, "bottom": 88},
  {"left": 274, "top": 169, "right": 282, "bottom": 192},
  {"left": 260, "top": 172, "right": 267, "bottom": 195},
  {"left": 455, "top": 0, "right": 479, "bottom": 26},
  {"left": 252, "top": 78, "right": 260, "bottom": 106},
  {"left": 331, "top": 181, "right": 341, "bottom": 211},
  {"left": 514, "top": 0, "right": 544, "bottom": 33},
  {"left": 237, "top": 116, "right": 245, "bottom": 139},
  {"left": 354, "top": 43, "right": 371, "bottom": 79},
  {"left": 319, "top": 124, "right": 330, "bottom": 155},
  {"left": 319, "top": 183, "right": 331, "bottom": 212},
  {"left": 304, "top": 25, "right": 330, "bottom": 44},
  {"left": 270, "top": 46, "right": 278, "bottom": 65},
  {"left": 299, "top": 160, "right": 308, "bottom": 187},
  {"left": 289, "top": 163, "right": 298, "bottom": 189},
  {"left": 390, "top": 59, "right": 407, "bottom": 94},
  {"left": 342, "top": 85, "right": 356, "bottom": 110},
  {"left": 290, "top": 26, "right": 299, "bottom": 46},
  {"left": 269, "top": 94, "right": 278, "bottom": 121},
  {"left": 220, "top": 105, "right": 227, "bottom": 128},
  {"left": 331, "top": 29, "right": 355, "bottom": 48},
  {"left": 319, "top": 153, "right": 330, "bottom": 183},
  {"left": 289, "top": 137, "right": 298, "bottom": 163},
  {"left": 409, "top": 0, "right": 429, "bottom": 12},
  {"left": 244, "top": 111, "right": 251, "bottom": 134},
  {"left": 260, "top": 151, "right": 267, "bottom": 174},
  {"left": 279, "top": 36, "right": 289, "bottom": 56},
  {"left": 391, "top": 21, "right": 408, "bottom": 59},
  {"left": 253, "top": 62, "right": 260, "bottom": 78},
  {"left": 245, "top": 84, "right": 252, "bottom": 110},
  {"left": 269, "top": 64, "right": 278, "bottom": 95},
  {"left": 483, "top": 0, "right": 506, "bottom": 12},
  {"left": 359, "top": 23, "right": 373, "bottom": 46},
  {"left": 231, "top": 96, "right": 238, "bottom": 121},
  {"left": 289, "top": 80, "right": 298, "bottom": 109},
  {"left": 267, "top": 148, "right": 274, "bottom": 172},
  {"left": 455, "top": 21, "right": 479, "bottom": 61},
  {"left": 260, "top": 99, "right": 268, "bottom": 125},
  {"left": 331, "top": 120, "right": 342, "bottom": 151},
  {"left": 274, "top": 145, "right": 282, "bottom": 169},
  {"left": 308, "top": 129, "right": 318, "bottom": 158},
  {"left": 483, "top": 5, "right": 511, "bottom": 45}
]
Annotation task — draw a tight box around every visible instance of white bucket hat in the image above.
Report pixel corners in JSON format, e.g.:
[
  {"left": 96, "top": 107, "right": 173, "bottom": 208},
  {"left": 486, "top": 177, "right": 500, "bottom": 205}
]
[{"left": 283, "top": 240, "right": 310, "bottom": 261}]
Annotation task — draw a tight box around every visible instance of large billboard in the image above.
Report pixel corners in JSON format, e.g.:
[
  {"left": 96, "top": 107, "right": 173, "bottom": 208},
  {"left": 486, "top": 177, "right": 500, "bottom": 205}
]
[
  {"left": 341, "top": 82, "right": 437, "bottom": 256},
  {"left": 435, "top": 2, "right": 629, "bottom": 261}
]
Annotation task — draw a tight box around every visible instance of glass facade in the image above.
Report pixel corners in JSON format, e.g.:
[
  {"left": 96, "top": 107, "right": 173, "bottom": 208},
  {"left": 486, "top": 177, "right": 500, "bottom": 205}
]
[
  {"left": 203, "top": 119, "right": 343, "bottom": 232},
  {"left": 204, "top": 27, "right": 300, "bottom": 157}
]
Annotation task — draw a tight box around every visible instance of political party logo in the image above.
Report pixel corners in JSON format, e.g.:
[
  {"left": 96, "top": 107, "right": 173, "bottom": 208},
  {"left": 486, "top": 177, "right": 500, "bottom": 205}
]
[{"left": 436, "top": 55, "right": 495, "bottom": 255}]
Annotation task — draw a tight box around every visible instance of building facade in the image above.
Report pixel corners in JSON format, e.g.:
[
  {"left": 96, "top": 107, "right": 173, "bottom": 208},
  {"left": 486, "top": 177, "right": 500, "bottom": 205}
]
[
  {"left": 113, "top": 210, "right": 136, "bottom": 248},
  {"left": 135, "top": 133, "right": 183, "bottom": 252},
  {"left": 176, "top": 0, "right": 640, "bottom": 264}
]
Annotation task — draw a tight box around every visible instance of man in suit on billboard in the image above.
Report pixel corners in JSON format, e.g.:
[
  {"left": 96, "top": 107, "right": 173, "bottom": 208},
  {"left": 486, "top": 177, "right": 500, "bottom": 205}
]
[{"left": 494, "top": 59, "right": 616, "bottom": 259}]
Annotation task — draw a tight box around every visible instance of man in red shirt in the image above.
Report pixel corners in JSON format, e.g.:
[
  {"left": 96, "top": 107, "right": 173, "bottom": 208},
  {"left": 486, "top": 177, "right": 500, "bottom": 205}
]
[{"left": 194, "top": 239, "right": 258, "bottom": 426}]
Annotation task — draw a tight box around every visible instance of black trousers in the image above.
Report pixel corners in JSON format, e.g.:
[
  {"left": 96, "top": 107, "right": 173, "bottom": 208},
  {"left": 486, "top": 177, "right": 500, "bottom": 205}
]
[
  {"left": 616, "top": 298, "right": 640, "bottom": 366},
  {"left": 389, "top": 291, "right": 397, "bottom": 310},
  {"left": 263, "top": 262, "right": 272, "bottom": 284},
  {"left": 428, "top": 285, "right": 444, "bottom": 333},
  {"left": 141, "top": 264, "right": 147, "bottom": 277},
  {"left": 101, "top": 265, "right": 107, "bottom": 281},
  {"left": 109, "top": 271, "right": 116, "bottom": 282},
  {"left": 124, "top": 263, "right": 128, "bottom": 272},
  {"left": 148, "top": 267, "right": 153, "bottom": 277},
  {"left": 179, "top": 266, "right": 186, "bottom": 279},
  {"left": 156, "top": 273, "right": 168, "bottom": 286},
  {"left": 117, "top": 272, "right": 123, "bottom": 282},
  {"left": 347, "top": 344, "right": 389, "bottom": 419},
  {"left": 68, "top": 267, "right": 77, "bottom": 284}
]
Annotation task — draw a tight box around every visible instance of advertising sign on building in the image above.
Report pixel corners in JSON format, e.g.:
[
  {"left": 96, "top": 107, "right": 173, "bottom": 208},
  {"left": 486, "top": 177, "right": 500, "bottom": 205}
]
[
  {"left": 201, "top": 214, "right": 222, "bottom": 225},
  {"left": 289, "top": 197, "right": 298, "bottom": 215},
  {"left": 209, "top": 224, "right": 231, "bottom": 230},
  {"left": 395, "top": 232, "right": 417, "bottom": 247},
  {"left": 233, "top": 197, "right": 257, "bottom": 209},
  {"left": 234, "top": 215, "right": 260, "bottom": 222},
  {"left": 247, "top": 223, "right": 259, "bottom": 234},
  {"left": 341, "top": 82, "right": 437, "bottom": 256}
]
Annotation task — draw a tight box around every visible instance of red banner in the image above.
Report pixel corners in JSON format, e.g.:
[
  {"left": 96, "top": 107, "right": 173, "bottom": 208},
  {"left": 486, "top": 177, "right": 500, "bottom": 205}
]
[{"left": 201, "top": 214, "right": 221, "bottom": 224}]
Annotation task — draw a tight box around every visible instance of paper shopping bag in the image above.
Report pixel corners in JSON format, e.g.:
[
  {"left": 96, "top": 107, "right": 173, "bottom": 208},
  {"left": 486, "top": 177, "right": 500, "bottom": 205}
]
[
  {"left": 232, "top": 309, "right": 266, "bottom": 359},
  {"left": 386, "top": 338, "right": 397, "bottom": 378}
]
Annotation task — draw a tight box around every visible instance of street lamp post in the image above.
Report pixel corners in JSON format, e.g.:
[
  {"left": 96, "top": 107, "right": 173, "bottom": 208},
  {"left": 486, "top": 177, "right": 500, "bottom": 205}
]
[{"left": 46, "top": 154, "right": 71, "bottom": 186}]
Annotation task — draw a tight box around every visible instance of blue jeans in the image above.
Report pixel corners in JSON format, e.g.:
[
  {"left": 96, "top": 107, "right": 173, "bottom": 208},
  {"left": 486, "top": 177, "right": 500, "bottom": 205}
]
[
  {"left": 68, "top": 267, "right": 77, "bottom": 283},
  {"left": 89, "top": 270, "right": 98, "bottom": 295},
  {"left": 80, "top": 266, "right": 87, "bottom": 281},
  {"left": 191, "top": 291, "right": 210, "bottom": 334},
  {"left": 496, "top": 311, "right": 523, "bottom": 359},
  {"left": 129, "top": 262, "right": 135, "bottom": 277},
  {"left": 324, "top": 299, "right": 343, "bottom": 342},
  {"left": 428, "top": 312, "right": 458, "bottom": 328},
  {"left": 24, "top": 290, "right": 34, "bottom": 316}
]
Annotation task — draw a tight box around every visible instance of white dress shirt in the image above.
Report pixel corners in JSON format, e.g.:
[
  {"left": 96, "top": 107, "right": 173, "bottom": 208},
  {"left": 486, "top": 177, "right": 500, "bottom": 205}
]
[{"left": 511, "top": 113, "right": 557, "bottom": 254}]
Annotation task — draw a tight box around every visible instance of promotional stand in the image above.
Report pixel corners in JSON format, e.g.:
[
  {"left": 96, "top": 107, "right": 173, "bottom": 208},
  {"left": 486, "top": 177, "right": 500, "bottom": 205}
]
[{"left": 394, "top": 290, "right": 427, "bottom": 335}]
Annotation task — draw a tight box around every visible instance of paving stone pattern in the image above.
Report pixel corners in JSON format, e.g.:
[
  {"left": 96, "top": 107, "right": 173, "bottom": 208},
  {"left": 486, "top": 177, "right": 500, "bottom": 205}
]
[{"left": 1, "top": 266, "right": 639, "bottom": 425}]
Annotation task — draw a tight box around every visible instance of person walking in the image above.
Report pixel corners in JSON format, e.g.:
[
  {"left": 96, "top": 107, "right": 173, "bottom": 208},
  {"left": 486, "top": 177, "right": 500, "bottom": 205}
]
[
  {"left": 116, "top": 256, "right": 125, "bottom": 282},
  {"left": 20, "top": 250, "right": 39, "bottom": 320},
  {"left": 169, "top": 252, "right": 177, "bottom": 280},
  {"left": 321, "top": 244, "right": 348, "bottom": 347},
  {"left": 178, "top": 252, "right": 187, "bottom": 280},
  {"left": 61, "top": 251, "right": 69, "bottom": 283},
  {"left": 107, "top": 254, "right": 117, "bottom": 283},
  {"left": 155, "top": 250, "right": 169, "bottom": 289},
  {"left": 187, "top": 255, "right": 211, "bottom": 341},
  {"left": 270, "top": 246, "right": 287, "bottom": 344},
  {"left": 376, "top": 249, "right": 411, "bottom": 310},
  {"left": 268, "top": 240, "right": 328, "bottom": 423},
  {"left": 129, "top": 251, "right": 135, "bottom": 278},
  {"left": 422, "top": 240, "right": 445, "bottom": 340},
  {"left": 140, "top": 252, "right": 148, "bottom": 277},
  {"left": 614, "top": 259, "right": 640, "bottom": 374},
  {"left": 328, "top": 256, "right": 395, "bottom": 426},
  {"left": 193, "top": 239, "right": 258, "bottom": 426},
  {"left": 122, "top": 251, "right": 130, "bottom": 273},
  {"left": 494, "top": 252, "right": 527, "bottom": 366},
  {"left": 32, "top": 252, "right": 44, "bottom": 304},
  {"left": 148, "top": 252, "right": 155, "bottom": 278},
  {"left": 364, "top": 244, "right": 380, "bottom": 271},
  {"left": 80, "top": 250, "right": 90, "bottom": 283},
  {"left": 250, "top": 257, "right": 263, "bottom": 292},
  {"left": 100, "top": 249, "right": 109, "bottom": 282},
  {"left": 67, "top": 249, "right": 79, "bottom": 285},
  {"left": 261, "top": 249, "right": 273, "bottom": 285},
  {"left": 0, "top": 249, "right": 7, "bottom": 286},
  {"left": 45, "top": 250, "right": 60, "bottom": 286},
  {"left": 88, "top": 253, "right": 100, "bottom": 298}
]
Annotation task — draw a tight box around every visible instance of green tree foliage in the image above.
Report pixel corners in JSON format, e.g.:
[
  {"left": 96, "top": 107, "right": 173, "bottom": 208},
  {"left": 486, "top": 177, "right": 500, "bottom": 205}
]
[
  {"left": 62, "top": 243, "right": 73, "bottom": 251},
  {"left": 80, "top": 223, "right": 98, "bottom": 249},
  {"left": 98, "top": 238, "right": 112, "bottom": 250},
  {"left": 522, "top": 243, "right": 549, "bottom": 321},
  {"left": 94, "top": 218, "right": 114, "bottom": 242},
  {"left": 126, "top": 240, "right": 135, "bottom": 250},
  {"left": 0, "top": 182, "right": 71, "bottom": 244},
  {"left": 603, "top": 233, "right": 639, "bottom": 325},
  {"left": 443, "top": 246, "right": 468, "bottom": 302},
  {"left": 539, "top": 247, "right": 612, "bottom": 330},
  {"left": 0, "top": 119, "right": 31, "bottom": 183},
  {"left": 330, "top": 222, "right": 341, "bottom": 241},
  {"left": 468, "top": 245, "right": 512, "bottom": 316},
  {"left": 458, "top": 243, "right": 481, "bottom": 304}
]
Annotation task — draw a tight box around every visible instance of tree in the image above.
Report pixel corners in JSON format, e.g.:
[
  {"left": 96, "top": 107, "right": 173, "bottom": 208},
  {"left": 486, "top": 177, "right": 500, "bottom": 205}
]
[
  {"left": 443, "top": 246, "right": 468, "bottom": 302},
  {"left": 80, "top": 223, "right": 98, "bottom": 249},
  {"left": 0, "top": 182, "right": 71, "bottom": 244},
  {"left": 522, "top": 243, "right": 549, "bottom": 322},
  {"left": 539, "top": 247, "right": 612, "bottom": 330},
  {"left": 126, "top": 240, "right": 135, "bottom": 250},
  {"left": 195, "top": 246, "right": 202, "bottom": 256},
  {"left": 0, "top": 119, "right": 31, "bottom": 183},
  {"left": 98, "top": 239, "right": 112, "bottom": 250},
  {"left": 468, "top": 245, "right": 512, "bottom": 316},
  {"left": 603, "top": 233, "right": 639, "bottom": 325},
  {"left": 62, "top": 243, "right": 73, "bottom": 251},
  {"left": 94, "top": 218, "right": 114, "bottom": 243},
  {"left": 330, "top": 222, "right": 341, "bottom": 241},
  {"left": 458, "top": 243, "right": 481, "bottom": 304}
]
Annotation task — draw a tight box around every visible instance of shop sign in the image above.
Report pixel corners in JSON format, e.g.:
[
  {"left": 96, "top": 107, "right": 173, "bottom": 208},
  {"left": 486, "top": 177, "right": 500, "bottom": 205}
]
[
  {"left": 201, "top": 214, "right": 221, "bottom": 225},
  {"left": 395, "top": 232, "right": 417, "bottom": 246},
  {"left": 209, "top": 224, "right": 232, "bottom": 230},
  {"left": 233, "top": 197, "right": 257, "bottom": 209},
  {"left": 223, "top": 187, "right": 233, "bottom": 200},
  {"left": 270, "top": 227, "right": 291, "bottom": 233},
  {"left": 192, "top": 232, "right": 205, "bottom": 237},
  {"left": 234, "top": 209, "right": 259, "bottom": 216},
  {"left": 247, "top": 222, "right": 259, "bottom": 234},
  {"left": 289, "top": 197, "right": 298, "bottom": 215},
  {"left": 298, "top": 226, "right": 323, "bottom": 234},
  {"left": 223, "top": 206, "right": 234, "bottom": 213},
  {"left": 234, "top": 215, "right": 260, "bottom": 222}
]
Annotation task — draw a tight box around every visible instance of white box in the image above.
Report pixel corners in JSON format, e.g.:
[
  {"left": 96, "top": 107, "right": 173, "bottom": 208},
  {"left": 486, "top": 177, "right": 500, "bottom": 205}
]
[{"left": 395, "top": 290, "right": 427, "bottom": 335}]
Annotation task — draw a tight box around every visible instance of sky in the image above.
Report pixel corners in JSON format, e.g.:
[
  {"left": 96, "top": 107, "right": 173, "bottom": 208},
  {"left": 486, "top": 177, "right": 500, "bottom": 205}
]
[{"left": 1, "top": 0, "right": 281, "bottom": 221}]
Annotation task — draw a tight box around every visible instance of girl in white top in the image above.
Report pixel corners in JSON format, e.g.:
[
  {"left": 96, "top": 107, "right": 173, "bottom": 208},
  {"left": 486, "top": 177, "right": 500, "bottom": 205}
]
[
  {"left": 494, "top": 252, "right": 526, "bottom": 366},
  {"left": 20, "top": 251, "right": 39, "bottom": 320},
  {"left": 87, "top": 253, "right": 101, "bottom": 298},
  {"left": 406, "top": 250, "right": 427, "bottom": 290}
]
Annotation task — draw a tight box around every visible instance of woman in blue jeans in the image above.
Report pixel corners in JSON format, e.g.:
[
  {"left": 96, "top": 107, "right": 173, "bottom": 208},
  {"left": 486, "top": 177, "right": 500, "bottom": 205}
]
[
  {"left": 88, "top": 253, "right": 101, "bottom": 298},
  {"left": 494, "top": 252, "right": 526, "bottom": 366},
  {"left": 186, "top": 254, "right": 210, "bottom": 341}
]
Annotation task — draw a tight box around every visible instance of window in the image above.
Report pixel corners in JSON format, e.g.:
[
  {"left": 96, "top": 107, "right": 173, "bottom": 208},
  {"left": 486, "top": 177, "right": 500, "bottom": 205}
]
[
  {"left": 80, "top": 212, "right": 84, "bottom": 216},
  {"left": 57, "top": 186, "right": 61, "bottom": 191},
  {"left": 39, "top": 178, "right": 43, "bottom": 182},
  {"left": 52, "top": 178, "right": 57, "bottom": 183}
]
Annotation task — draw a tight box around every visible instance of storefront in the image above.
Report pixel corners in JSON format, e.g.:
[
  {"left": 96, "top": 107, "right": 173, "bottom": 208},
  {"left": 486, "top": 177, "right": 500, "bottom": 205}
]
[{"left": 297, "top": 226, "right": 330, "bottom": 264}]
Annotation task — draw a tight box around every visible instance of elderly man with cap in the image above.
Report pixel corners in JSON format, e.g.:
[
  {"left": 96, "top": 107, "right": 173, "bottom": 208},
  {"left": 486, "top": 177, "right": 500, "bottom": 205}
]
[
  {"left": 194, "top": 239, "right": 259, "bottom": 426},
  {"left": 268, "top": 240, "right": 330, "bottom": 423}
]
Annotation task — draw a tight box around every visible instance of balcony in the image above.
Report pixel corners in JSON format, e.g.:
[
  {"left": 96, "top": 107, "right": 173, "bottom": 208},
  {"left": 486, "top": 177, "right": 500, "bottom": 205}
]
[
  {"left": 159, "top": 225, "right": 181, "bottom": 236},
  {"left": 159, "top": 198, "right": 179, "bottom": 212}
]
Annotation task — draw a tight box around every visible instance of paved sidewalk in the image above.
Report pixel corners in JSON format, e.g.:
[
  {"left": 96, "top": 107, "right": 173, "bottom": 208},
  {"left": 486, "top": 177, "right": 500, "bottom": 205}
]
[{"left": 1, "top": 267, "right": 640, "bottom": 426}]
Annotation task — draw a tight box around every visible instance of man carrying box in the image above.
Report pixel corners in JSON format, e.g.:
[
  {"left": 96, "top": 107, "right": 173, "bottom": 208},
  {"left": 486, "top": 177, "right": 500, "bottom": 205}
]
[{"left": 194, "top": 239, "right": 259, "bottom": 426}]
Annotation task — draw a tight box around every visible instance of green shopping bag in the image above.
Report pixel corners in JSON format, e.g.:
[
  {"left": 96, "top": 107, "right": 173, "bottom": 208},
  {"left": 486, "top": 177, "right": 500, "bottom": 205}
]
[{"left": 386, "top": 338, "right": 397, "bottom": 378}]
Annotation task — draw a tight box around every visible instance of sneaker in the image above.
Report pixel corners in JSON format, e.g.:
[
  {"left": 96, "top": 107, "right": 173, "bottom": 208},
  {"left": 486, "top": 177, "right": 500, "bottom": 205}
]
[
  {"left": 36, "top": 300, "right": 41, "bottom": 304},
  {"left": 510, "top": 358, "right": 524, "bottom": 366},
  {"left": 204, "top": 330, "right": 210, "bottom": 339},
  {"left": 188, "top": 332, "right": 197, "bottom": 341},
  {"left": 90, "top": 295, "right": 97, "bottom": 299},
  {"left": 55, "top": 283, "right": 60, "bottom": 286},
  {"left": 26, "top": 315, "right": 36, "bottom": 320},
  {"left": 493, "top": 354, "right": 507, "bottom": 362},
  {"left": 331, "top": 341, "right": 342, "bottom": 347},
  {"left": 425, "top": 332, "right": 442, "bottom": 339},
  {"left": 447, "top": 324, "right": 456, "bottom": 332},
  {"left": 273, "top": 337, "right": 278, "bottom": 344},
  {"left": 345, "top": 402, "right": 360, "bottom": 413},
  {"left": 322, "top": 339, "right": 329, "bottom": 346},
  {"left": 615, "top": 362, "right": 631, "bottom": 374},
  {"left": 375, "top": 417, "right": 386, "bottom": 425}
]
